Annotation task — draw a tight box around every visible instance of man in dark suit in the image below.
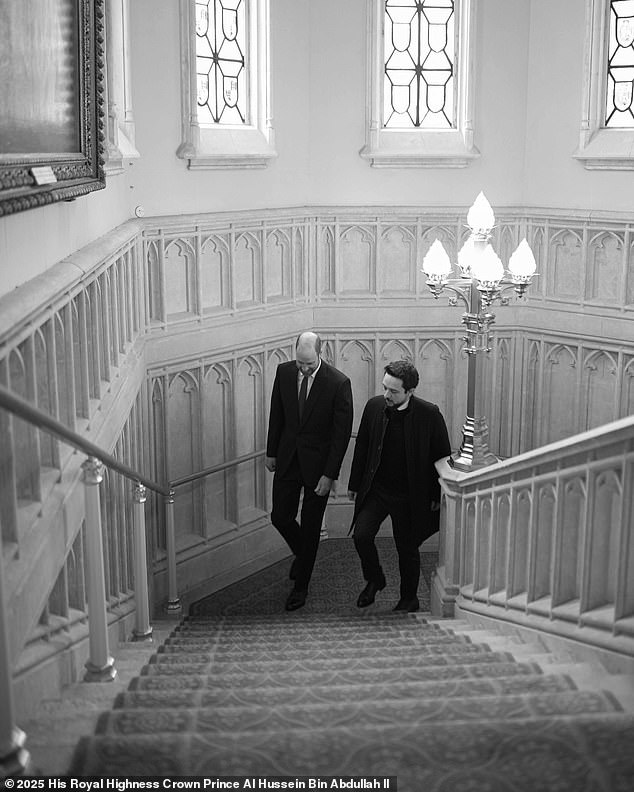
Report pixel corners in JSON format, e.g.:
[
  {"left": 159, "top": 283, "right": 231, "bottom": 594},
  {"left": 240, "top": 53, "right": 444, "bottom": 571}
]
[
  {"left": 266, "top": 331, "right": 353, "bottom": 611},
  {"left": 348, "top": 359, "right": 451, "bottom": 612}
]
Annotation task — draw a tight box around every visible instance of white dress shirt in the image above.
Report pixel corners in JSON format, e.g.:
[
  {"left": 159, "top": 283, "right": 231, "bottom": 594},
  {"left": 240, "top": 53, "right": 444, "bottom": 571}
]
[{"left": 297, "top": 358, "right": 321, "bottom": 398}]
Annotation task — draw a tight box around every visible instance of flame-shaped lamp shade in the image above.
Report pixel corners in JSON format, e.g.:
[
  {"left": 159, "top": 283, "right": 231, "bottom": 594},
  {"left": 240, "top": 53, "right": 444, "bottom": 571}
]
[
  {"left": 508, "top": 238, "right": 537, "bottom": 278},
  {"left": 466, "top": 192, "right": 495, "bottom": 235},
  {"left": 422, "top": 239, "right": 452, "bottom": 277},
  {"left": 471, "top": 243, "right": 504, "bottom": 283},
  {"left": 457, "top": 236, "right": 478, "bottom": 276}
]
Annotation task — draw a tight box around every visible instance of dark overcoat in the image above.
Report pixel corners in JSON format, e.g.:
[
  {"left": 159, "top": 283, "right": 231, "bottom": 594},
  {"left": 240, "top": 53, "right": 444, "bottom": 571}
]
[
  {"left": 266, "top": 360, "right": 353, "bottom": 486},
  {"left": 348, "top": 395, "right": 451, "bottom": 541}
]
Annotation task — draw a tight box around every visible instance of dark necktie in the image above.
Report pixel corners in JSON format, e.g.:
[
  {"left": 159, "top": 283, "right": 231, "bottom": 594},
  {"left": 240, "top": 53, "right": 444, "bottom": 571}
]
[{"left": 298, "top": 375, "right": 308, "bottom": 420}]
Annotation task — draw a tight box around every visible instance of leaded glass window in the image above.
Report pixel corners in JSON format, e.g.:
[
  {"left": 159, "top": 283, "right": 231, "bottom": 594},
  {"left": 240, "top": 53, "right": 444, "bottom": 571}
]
[
  {"left": 196, "top": 0, "right": 247, "bottom": 125},
  {"left": 383, "top": 0, "right": 455, "bottom": 129},
  {"left": 605, "top": 0, "right": 634, "bottom": 127}
]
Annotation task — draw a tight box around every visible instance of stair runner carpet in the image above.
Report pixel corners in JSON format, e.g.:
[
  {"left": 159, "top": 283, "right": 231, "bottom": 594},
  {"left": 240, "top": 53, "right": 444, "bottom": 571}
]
[{"left": 71, "top": 539, "right": 634, "bottom": 790}]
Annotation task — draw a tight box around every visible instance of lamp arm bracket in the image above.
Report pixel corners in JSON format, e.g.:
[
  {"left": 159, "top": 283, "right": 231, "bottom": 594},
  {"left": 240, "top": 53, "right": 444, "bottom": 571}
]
[
  {"left": 498, "top": 281, "right": 530, "bottom": 301},
  {"left": 442, "top": 283, "right": 471, "bottom": 310}
]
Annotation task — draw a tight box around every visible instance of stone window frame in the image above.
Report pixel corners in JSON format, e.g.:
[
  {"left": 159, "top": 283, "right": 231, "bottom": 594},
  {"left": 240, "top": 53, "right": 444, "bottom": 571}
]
[
  {"left": 176, "top": 0, "right": 276, "bottom": 170},
  {"left": 574, "top": 0, "right": 634, "bottom": 170},
  {"left": 359, "top": 0, "right": 479, "bottom": 169},
  {"left": 104, "top": 0, "right": 140, "bottom": 175}
]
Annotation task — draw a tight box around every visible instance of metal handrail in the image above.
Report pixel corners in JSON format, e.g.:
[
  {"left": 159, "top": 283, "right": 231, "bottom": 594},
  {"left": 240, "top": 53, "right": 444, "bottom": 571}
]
[
  {"left": 170, "top": 449, "right": 265, "bottom": 489},
  {"left": 0, "top": 383, "right": 171, "bottom": 497},
  {"left": 0, "top": 383, "right": 267, "bottom": 496}
]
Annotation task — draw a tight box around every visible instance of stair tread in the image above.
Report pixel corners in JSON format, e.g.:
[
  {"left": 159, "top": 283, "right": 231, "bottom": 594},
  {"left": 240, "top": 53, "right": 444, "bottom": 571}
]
[
  {"left": 142, "top": 649, "right": 516, "bottom": 677},
  {"left": 164, "top": 633, "right": 470, "bottom": 648},
  {"left": 130, "top": 659, "right": 546, "bottom": 690},
  {"left": 116, "top": 672, "right": 578, "bottom": 708},
  {"left": 70, "top": 714, "right": 634, "bottom": 780},
  {"left": 96, "top": 689, "right": 622, "bottom": 736},
  {"left": 186, "top": 612, "right": 431, "bottom": 623},
  {"left": 154, "top": 641, "right": 493, "bottom": 664}
]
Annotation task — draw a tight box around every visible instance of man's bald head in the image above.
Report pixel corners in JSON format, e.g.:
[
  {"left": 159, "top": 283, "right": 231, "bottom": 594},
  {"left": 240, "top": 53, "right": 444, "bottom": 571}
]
[
  {"left": 296, "top": 331, "right": 322, "bottom": 355},
  {"left": 295, "top": 332, "right": 322, "bottom": 376}
]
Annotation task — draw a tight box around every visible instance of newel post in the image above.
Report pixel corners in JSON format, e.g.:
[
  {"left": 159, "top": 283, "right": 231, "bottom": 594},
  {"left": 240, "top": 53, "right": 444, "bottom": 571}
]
[
  {"left": 82, "top": 457, "right": 116, "bottom": 682},
  {"left": 165, "top": 490, "right": 181, "bottom": 615},
  {"left": 132, "top": 482, "right": 153, "bottom": 641},
  {"left": 0, "top": 538, "right": 31, "bottom": 776},
  {"left": 431, "top": 465, "right": 465, "bottom": 618}
]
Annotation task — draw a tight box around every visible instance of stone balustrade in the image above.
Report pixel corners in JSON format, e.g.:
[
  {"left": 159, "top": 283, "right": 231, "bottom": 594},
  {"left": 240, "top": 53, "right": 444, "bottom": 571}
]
[
  {"left": 0, "top": 205, "right": 633, "bottom": 717},
  {"left": 433, "top": 414, "right": 634, "bottom": 655}
]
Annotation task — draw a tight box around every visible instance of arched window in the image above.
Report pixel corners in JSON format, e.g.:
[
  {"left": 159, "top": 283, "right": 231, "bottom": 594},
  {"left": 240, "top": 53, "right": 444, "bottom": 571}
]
[
  {"left": 575, "top": 0, "right": 634, "bottom": 168},
  {"left": 360, "top": 0, "right": 478, "bottom": 168},
  {"left": 177, "top": 0, "right": 276, "bottom": 169},
  {"left": 383, "top": 0, "right": 456, "bottom": 129},
  {"left": 605, "top": 0, "right": 634, "bottom": 128},
  {"left": 195, "top": 0, "right": 247, "bottom": 125}
]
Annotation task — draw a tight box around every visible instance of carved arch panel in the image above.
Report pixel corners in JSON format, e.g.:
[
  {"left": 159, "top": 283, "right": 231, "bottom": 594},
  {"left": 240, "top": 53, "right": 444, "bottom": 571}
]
[
  {"left": 202, "top": 363, "right": 236, "bottom": 536},
  {"left": 168, "top": 370, "right": 201, "bottom": 536},
  {"left": 164, "top": 238, "right": 197, "bottom": 317},
  {"left": 544, "top": 345, "right": 578, "bottom": 442},
  {"left": 549, "top": 229, "right": 583, "bottom": 300},
  {"left": 266, "top": 228, "right": 292, "bottom": 301},
  {"left": 339, "top": 225, "right": 375, "bottom": 293},
  {"left": 582, "top": 350, "right": 618, "bottom": 430},
  {"left": 586, "top": 232, "right": 623, "bottom": 303},
  {"left": 200, "top": 234, "right": 231, "bottom": 313},
  {"left": 417, "top": 338, "right": 453, "bottom": 427},
  {"left": 235, "top": 231, "right": 263, "bottom": 306},
  {"left": 379, "top": 225, "right": 416, "bottom": 293}
]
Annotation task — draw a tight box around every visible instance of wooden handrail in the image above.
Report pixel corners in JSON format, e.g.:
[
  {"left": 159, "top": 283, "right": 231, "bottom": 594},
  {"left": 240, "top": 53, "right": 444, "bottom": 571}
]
[{"left": 0, "top": 383, "right": 171, "bottom": 497}]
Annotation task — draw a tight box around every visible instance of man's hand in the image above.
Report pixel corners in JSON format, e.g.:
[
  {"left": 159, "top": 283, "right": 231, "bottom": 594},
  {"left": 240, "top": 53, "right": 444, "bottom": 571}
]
[
  {"left": 314, "top": 475, "right": 333, "bottom": 497},
  {"left": 347, "top": 490, "right": 357, "bottom": 501},
  {"left": 264, "top": 456, "right": 276, "bottom": 473}
]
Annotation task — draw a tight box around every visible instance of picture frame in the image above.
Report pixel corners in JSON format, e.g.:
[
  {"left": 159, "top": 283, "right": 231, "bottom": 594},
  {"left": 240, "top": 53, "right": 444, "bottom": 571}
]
[{"left": 0, "top": 0, "right": 106, "bottom": 217}]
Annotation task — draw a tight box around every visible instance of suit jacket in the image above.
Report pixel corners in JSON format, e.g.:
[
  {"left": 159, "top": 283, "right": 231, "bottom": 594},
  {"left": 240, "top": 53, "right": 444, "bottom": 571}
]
[
  {"left": 348, "top": 395, "right": 451, "bottom": 541},
  {"left": 266, "top": 360, "right": 353, "bottom": 486}
]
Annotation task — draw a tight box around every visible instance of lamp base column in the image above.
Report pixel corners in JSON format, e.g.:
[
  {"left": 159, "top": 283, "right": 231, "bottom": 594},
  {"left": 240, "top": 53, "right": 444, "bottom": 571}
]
[{"left": 450, "top": 416, "right": 499, "bottom": 472}]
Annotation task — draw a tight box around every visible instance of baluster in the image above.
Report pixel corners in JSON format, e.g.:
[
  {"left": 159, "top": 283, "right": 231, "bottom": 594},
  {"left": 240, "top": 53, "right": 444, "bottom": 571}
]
[
  {"left": 82, "top": 457, "right": 117, "bottom": 682},
  {"left": 165, "top": 490, "right": 181, "bottom": 615},
  {"left": 132, "top": 483, "right": 152, "bottom": 640},
  {"left": 0, "top": 546, "right": 31, "bottom": 776},
  {"left": 431, "top": 466, "right": 463, "bottom": 618},
  {"left": 0, "top": 364, "right": 18, "bottom": 544}
]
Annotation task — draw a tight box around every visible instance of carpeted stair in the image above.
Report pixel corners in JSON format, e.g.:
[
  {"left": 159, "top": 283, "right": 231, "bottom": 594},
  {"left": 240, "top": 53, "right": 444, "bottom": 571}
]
[{"left": 70, "top": 540, "right": 634, "bottom": 789}]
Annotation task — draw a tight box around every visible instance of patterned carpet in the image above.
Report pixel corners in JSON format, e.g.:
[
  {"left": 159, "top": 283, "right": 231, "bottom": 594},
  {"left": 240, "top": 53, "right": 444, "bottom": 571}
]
[
  {"left": 70, "top": 539, "right": 634, "bottom": 790},
  {"left": 189, "top": 536, "right": 436, "bottom": 618}
]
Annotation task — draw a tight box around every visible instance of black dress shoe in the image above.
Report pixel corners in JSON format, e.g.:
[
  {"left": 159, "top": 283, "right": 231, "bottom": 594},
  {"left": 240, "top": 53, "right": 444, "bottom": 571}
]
[
  {"left": 285, "top": 588, "right": 307, "bottom": 611},
  {"left": 289, "top": 557, "right": 299, "bottom": 580},
  {"left": 393, "top": 597, "right": 419, "bottom": 612},
  {"left": 356, "top": 576, "right": 386, "bottom": 608}
]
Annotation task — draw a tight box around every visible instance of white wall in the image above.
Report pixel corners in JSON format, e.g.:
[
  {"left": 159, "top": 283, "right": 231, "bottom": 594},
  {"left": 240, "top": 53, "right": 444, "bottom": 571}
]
[
  {"left": 307, "top": 0, "right": 530, "bottom": 207},
  {"left": 2, "top": 0, "right": 634, "bottom": 302},
  {"left": 127, "top": 0, "right": 531, "bottom": 214},
  {"left": 125, "top": 0, "right": 312, "bottom": 216},
  {"left": 0, "top": 176, "right": 132, "bottom": 299},
  {"left": 523, "top": 0, "right": 634, "bottom": 211}
]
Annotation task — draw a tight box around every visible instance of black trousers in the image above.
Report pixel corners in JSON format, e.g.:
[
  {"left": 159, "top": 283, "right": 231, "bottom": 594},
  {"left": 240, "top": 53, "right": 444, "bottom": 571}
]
[
  {"left": 353, "top": 485, "right": 422, "bottom": 600},
  {"left": 271, "top": 465, "right": 329, "bottom": 592}
]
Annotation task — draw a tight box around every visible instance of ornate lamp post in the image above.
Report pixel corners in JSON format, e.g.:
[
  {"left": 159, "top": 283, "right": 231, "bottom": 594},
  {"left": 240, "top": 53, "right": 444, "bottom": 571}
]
[{"left": 422, "top": 193, "right": 537, "bottom": 472}]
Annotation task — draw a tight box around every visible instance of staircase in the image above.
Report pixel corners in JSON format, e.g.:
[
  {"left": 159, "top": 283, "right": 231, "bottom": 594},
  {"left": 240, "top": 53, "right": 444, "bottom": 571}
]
[{"left": 68, "top": 609, "right": 634, "bottom": 789}]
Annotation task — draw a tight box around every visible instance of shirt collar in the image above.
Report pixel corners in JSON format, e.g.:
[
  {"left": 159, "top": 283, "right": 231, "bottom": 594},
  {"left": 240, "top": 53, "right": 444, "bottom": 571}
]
[
  {"left": 397, "top": 395, "right": 412, "bottom": 411},
  {"left": 299, "top": 358, "right": 321, "bottom": 381}
]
